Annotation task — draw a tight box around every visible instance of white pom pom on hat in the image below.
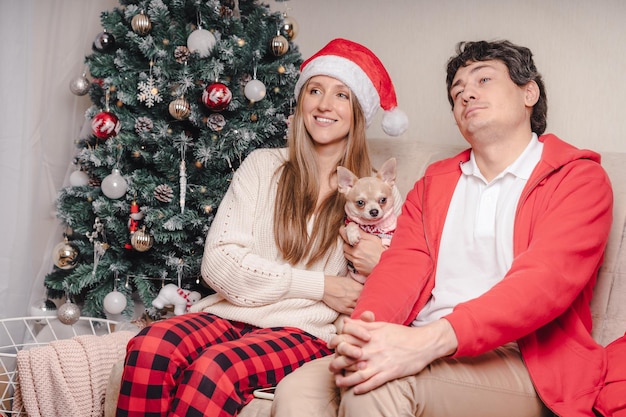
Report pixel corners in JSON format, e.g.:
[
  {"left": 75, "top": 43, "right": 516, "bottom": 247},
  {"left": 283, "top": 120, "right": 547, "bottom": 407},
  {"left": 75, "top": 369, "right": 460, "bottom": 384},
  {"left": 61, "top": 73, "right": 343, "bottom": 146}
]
[{"left": 294, "top": 38, "right": 408, "bottom": 137}]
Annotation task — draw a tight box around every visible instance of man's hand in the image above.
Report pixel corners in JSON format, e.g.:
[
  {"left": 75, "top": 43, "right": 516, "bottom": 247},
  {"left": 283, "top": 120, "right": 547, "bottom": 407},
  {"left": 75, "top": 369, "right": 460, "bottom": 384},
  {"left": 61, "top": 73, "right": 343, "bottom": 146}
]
[{"left": 329, "top": 313, "right": 459, "bottom": 394}]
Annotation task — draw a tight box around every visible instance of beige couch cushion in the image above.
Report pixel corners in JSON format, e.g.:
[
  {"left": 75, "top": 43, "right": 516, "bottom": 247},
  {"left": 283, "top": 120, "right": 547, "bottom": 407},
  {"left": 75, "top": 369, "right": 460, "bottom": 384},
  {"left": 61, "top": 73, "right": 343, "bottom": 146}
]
[{"left": 105, "top": 138, "right": 626, "bottom": 416}]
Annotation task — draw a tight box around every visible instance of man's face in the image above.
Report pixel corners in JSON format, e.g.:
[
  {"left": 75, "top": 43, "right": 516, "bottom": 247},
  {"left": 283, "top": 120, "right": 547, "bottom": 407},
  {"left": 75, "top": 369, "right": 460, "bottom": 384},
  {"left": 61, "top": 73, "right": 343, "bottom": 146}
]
[{"left": 449, "top": 59, "right": 534, "bottom": 140}]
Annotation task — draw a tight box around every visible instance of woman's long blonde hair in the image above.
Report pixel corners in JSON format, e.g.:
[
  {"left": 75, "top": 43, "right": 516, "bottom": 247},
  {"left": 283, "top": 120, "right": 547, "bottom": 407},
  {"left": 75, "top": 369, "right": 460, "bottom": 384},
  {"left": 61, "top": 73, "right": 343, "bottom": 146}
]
[{"left": 274, "top": 80, "right": 371, "bottom": 267}]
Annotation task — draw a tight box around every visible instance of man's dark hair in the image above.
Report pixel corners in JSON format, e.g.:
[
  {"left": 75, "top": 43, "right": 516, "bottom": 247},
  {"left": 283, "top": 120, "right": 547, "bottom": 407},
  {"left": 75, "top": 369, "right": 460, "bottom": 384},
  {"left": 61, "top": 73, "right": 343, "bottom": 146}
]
[{"left": 446, "top": 40, "right": 547, "bottom": 136}]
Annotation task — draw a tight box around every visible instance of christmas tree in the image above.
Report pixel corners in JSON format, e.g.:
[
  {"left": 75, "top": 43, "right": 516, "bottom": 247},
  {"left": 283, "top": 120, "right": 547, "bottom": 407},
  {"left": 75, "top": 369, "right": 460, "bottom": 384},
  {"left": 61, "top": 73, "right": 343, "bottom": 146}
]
[{"left": 45, "top": 0, "right": 302, "bottom": 322}]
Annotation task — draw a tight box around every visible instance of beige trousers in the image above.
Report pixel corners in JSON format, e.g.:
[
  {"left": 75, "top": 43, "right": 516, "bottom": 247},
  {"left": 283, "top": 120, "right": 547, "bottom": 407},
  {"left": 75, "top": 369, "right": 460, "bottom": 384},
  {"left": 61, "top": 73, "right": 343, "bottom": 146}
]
[{"left": 271, "top": 342, "right": 552, "bottom": 417}]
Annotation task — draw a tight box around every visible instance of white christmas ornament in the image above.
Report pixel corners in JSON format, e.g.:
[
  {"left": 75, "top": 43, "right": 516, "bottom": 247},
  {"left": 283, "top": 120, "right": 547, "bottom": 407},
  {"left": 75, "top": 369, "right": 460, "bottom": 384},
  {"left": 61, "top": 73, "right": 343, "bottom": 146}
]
[
  {"left": 101, "top": 168, "right": 128, "bottom": 199},
  {"left": 30, "top": 298, "right": 57, "bottom": 317},
  {"left": 187, "top": 28, "right": 216, "bottom": 58},
  {"left": 103, "top": 290, "right": 127, "bottom": 314},
  {"left": 69, "top": 170, "right": 90, "bottom": 187},
  {"left": 244, "top": 79, "right": 266, "bottom": 102}
]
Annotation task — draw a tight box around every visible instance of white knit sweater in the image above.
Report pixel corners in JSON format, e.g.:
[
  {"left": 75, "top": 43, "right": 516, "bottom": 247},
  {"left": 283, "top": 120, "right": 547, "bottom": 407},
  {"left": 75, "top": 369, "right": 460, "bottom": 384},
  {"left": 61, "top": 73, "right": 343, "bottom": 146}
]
[{"left": 192, "top": 148, "right": 348, "bottom": 343}]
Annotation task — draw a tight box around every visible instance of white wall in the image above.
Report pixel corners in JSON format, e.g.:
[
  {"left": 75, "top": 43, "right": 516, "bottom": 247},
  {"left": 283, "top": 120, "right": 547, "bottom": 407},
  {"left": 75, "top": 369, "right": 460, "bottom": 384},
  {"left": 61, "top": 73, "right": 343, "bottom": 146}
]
[
  {"left": 0, "top": 0, "right": 624, "bottom": 318},
  {"left": 270, "top": 0, "right": 626, "bottom": 153}
]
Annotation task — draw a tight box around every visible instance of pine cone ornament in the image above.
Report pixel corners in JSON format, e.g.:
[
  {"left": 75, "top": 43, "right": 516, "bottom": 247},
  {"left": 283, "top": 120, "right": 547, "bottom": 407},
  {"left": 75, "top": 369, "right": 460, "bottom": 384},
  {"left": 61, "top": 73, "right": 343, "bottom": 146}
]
[
  {"left": 154, "top": 184, "right": 174, "bottom": 203},
  {"left": 239, "top": 73, "right": 253, "bottom": 88},
  {"left": 88, "top": 176, "right": 102, "bottom": 187},
  {"left": 207, "top": 113, "right": 226, "bottom": 132},
  {"left": 174, "top": 46, "right": 190, "bottom": 63},
  {"left": 135, "top": 116, "right": 154, "bottom": 133}
]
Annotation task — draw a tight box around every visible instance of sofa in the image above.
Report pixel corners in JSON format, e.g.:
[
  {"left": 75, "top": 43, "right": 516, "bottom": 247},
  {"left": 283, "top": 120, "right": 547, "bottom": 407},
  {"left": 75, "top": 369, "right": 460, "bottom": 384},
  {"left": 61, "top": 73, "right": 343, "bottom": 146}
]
[{"left": 97, "top": 137, "right": 625, "bottom": 416}]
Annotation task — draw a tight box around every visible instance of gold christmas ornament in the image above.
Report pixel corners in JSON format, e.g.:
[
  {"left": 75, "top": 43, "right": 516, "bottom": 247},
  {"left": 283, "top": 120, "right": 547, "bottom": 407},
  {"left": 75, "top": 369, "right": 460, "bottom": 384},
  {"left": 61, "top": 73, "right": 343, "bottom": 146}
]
[
  {"left": 53, "top": 238, "right": 80, "bottom": 270},
  {"left": 131, "top": 226, "right": 154, "bottom": 252},
  {"left": 270, "top": 34, "right": 289, "bottom": 57},
  {"left": 281, "top": 13, "right": 299, "bottom": 40},
  {"left": 131, "top": 11, "right": 152, "bottom": 36},
  {"left": 169, "top": 97, "right": 191, "bottom": 120}
]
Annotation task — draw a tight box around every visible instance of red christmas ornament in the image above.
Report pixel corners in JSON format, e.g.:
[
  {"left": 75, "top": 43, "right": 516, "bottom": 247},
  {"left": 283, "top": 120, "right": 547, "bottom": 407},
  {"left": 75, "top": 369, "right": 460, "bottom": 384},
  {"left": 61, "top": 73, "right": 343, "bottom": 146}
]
[
  {"left": 202, "top": 82, "right": 232, "bottom": 111},
  {"left": 91, "top": 111, "right": 121, "bottom": 139}
]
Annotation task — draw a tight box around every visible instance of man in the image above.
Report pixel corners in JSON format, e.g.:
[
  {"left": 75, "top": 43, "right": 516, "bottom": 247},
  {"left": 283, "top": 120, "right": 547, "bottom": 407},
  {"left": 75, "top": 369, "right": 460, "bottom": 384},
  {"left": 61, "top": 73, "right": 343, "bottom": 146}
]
[{"left": 272, "top": 40, "right": 613, "bottom": 417}]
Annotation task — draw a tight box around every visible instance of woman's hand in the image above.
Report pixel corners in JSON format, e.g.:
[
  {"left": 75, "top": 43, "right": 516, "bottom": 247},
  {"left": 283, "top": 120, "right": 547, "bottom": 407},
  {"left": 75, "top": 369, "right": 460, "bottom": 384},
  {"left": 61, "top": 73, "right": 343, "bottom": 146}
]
[
  {"left": 322, "top": 275, "right": 363, "bottom": 315},
  {"left": 340, "top": 226, "right": 385, "bottom": 276}
]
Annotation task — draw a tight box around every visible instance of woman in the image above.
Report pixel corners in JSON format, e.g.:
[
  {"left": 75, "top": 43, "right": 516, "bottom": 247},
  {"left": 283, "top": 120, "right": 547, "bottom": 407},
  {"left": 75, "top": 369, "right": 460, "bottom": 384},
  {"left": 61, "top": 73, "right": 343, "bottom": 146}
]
[{"left": 115, "top": 38, "right": 407, "bottom": 417}]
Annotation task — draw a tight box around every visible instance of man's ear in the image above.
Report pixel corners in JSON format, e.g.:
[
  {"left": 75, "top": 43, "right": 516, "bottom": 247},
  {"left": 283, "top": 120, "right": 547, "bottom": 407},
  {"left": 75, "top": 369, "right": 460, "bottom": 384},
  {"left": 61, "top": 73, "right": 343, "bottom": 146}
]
[{"left": 525, "top": 80, "right": 540, "bottom": 107}]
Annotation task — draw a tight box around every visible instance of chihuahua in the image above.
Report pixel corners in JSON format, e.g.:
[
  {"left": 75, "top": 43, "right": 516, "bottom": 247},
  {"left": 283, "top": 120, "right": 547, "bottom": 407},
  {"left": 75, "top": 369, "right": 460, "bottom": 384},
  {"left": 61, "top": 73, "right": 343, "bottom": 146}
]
[{"left": 337, "top": 157, "right": 397, "bottom": 283}]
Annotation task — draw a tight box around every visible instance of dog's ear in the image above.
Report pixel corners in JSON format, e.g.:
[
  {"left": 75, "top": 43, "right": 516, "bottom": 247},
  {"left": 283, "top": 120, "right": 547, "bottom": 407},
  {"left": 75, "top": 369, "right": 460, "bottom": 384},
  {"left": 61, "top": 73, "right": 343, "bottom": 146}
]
[
  {"left": 377, "top": 158, "right": 397, "bottom": 186},
  {"left": 337, "top": 166, "right": 358, "bottom": 194}
]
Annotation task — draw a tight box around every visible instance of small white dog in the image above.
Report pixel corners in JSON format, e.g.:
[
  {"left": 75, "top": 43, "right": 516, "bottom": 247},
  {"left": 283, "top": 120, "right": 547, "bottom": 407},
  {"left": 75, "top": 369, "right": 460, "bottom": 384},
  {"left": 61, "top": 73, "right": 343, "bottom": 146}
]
[{"left": 337, "top": 157, "right": 397, "bottom": 283}]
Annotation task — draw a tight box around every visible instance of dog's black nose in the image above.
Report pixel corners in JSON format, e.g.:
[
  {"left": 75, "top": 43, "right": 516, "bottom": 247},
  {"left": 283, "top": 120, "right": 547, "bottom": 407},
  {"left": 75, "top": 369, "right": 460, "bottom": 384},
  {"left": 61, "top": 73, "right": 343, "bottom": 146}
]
[{"left": 369, "top": 209, "right": 379, "bottom": 217}]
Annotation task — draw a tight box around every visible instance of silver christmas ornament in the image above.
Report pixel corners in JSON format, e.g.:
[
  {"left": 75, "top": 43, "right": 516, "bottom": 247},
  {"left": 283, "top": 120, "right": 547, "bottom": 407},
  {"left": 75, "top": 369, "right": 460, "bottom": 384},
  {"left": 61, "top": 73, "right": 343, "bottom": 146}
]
[
  {"left": 69, "top": 74, "right": 90, "bottom": 96},
  {"left": 57, "top": 300, "right": 81, "bottom": 325}
]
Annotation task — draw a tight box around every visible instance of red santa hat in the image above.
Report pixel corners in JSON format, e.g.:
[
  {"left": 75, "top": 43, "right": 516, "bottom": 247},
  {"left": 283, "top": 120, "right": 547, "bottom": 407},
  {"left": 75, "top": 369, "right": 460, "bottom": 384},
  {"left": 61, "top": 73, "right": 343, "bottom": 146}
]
[{"left": 294, "top": 38, "right": 408, "bottom": 136}]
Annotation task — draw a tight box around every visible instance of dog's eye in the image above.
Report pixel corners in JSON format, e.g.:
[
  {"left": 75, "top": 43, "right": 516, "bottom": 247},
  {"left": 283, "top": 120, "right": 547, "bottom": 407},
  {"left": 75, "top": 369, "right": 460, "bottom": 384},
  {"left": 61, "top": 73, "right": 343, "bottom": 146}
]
[
  {"left": 379, "top": 197, "right": 387, "bottom": 205},
  {"left": 356, "top": 200, "right": 365, "bottom": 207}
]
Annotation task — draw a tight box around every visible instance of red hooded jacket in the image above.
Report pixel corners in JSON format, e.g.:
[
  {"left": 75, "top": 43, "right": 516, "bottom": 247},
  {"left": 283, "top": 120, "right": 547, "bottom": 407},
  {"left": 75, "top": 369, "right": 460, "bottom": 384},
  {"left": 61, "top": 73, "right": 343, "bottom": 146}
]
[{"left": 354, "top": 134, "right": 614, "bottom": 416}]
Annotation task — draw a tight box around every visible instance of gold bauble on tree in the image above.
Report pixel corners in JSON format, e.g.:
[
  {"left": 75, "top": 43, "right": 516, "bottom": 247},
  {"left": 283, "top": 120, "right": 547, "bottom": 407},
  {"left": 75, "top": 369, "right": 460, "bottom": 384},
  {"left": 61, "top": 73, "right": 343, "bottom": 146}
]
[
  {"left": 270, "top": 34, "right": 289, "bottom": 57},
  {"left": 281, "top": 13, "right": 299, "bottom": 40},
  {"left": 131, "top": 11, "right": 152, "bottom": 36},
  {"left": 52, "top": 237, "right": 79, "bottom": 270},
  {"left": 169, "top": 97, "right": 191, "bottom": 120},
  {"left": 131, "top": 226, "right": 154, "bottom": 252}
]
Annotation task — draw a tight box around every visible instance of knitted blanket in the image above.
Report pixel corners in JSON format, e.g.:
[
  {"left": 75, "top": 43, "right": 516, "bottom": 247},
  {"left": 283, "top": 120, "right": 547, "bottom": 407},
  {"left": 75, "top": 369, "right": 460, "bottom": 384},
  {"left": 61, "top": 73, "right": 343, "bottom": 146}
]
[{"left": 13, "top": 330, "right": 134, "bottom": 417}]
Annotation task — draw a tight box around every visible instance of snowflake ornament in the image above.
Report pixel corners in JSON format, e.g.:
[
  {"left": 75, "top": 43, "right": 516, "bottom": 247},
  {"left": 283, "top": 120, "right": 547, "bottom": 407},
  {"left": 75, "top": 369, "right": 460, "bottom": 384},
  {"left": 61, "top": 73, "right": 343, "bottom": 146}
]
[{"left": 137, "top": 76, "right": 163, "bottom": 107}]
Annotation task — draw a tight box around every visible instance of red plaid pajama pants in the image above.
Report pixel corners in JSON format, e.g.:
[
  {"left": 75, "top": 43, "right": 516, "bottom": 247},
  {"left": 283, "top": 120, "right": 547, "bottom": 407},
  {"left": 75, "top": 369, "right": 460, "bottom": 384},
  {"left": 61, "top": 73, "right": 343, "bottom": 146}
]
[{"left": 115, "top": 312, "right": 331, "bottom": 417}]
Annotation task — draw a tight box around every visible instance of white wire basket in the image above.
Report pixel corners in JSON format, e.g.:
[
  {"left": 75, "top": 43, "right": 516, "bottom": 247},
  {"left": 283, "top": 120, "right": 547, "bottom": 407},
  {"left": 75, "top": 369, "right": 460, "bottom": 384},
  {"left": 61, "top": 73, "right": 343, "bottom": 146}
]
[{"left": 0, "top": 316, "right": 118, "bottom": 416}]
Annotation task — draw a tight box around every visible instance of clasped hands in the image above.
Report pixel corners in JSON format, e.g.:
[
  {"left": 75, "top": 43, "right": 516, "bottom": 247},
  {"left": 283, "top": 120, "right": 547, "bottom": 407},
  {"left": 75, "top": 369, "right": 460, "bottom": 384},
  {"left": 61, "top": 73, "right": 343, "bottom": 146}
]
[{"left": 328, "top": 311, "right": 459, "bottom": 394}]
